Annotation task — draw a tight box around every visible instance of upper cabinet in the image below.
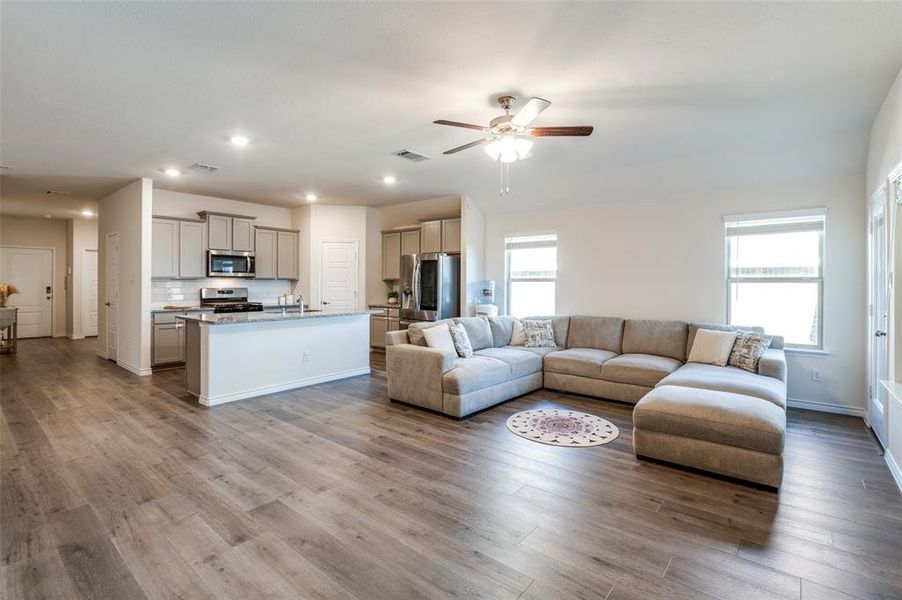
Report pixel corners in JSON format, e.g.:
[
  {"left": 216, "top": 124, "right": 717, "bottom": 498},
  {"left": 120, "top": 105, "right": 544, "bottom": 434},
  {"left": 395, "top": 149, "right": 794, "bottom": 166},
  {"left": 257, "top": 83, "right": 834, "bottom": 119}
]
[
  {"left": 420, "top": 220, "right": 442, "bottom": 254},
  {"left": 232, "top": 218, "right": 255, "bottom": 251},
  {"left": 255, "top": 226, "right": 299, "bottom": 280},
  {"left": 198, "top": 212, "right": 256, "bottom": 252},
  {"left": 400, "top": 229, "right": 420, "bottom": 256},
  {"left": 420, "top": 218, "right": 461, "bottom": 254},
  {"left": 152, "top": 218, "right": 179, "bottom": 278},
  {"left": 152, "top": 217, "right": 207, "bottom": 279},
  {"left": 277, "top": 230, "right": 299, "bottom": 280},
  {"left": 382, "top": 232, "right": 401, "bottom": 280},
  {"left": 441, "top": 218, "right": 461, "bottom": 253}
]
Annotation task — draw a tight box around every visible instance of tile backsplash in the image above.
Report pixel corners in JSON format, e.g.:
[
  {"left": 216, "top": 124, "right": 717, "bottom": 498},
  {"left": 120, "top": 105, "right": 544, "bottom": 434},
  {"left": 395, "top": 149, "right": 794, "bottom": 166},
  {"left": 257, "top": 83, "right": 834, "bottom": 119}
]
[{"left": 152, "top": 278, "right": 294, "bottom": 307}]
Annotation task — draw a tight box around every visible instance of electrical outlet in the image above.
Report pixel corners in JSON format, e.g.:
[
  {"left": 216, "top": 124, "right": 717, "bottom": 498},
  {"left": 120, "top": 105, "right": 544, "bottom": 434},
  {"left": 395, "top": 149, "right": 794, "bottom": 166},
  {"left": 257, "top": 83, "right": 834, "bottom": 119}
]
[
  {"left": 811, "top": 368, "right": 822, "bottom": 382},
  {"left": 302, "top": 351, "right": 310, "bottom": 363}
]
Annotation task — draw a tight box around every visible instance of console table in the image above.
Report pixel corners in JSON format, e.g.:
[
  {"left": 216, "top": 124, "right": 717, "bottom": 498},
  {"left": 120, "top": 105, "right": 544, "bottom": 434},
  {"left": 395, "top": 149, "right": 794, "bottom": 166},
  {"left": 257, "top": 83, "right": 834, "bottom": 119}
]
[{"left": 0, "top": 308, "right": 18, "bottom": 354}]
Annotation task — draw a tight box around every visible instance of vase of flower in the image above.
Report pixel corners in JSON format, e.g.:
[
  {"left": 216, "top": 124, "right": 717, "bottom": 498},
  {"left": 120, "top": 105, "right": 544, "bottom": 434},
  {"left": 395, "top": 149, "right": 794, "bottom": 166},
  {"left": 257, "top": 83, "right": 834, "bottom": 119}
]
[{"left": 0, "top": 283, "right": 20, "bottom": 308}]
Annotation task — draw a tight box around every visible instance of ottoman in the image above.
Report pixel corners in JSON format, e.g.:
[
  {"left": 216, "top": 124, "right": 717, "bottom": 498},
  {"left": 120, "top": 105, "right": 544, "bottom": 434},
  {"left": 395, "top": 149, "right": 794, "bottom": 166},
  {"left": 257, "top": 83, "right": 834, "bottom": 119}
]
[{"left": 633, "top": 384, "right": 786, "bottom": 488}]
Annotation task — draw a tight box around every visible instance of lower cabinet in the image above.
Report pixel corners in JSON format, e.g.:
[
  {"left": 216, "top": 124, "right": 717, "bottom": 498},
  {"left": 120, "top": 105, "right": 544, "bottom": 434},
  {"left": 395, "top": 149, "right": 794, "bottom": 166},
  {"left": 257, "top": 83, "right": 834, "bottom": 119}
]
[
  {"left": 370, "top": 316, "right": 388, "bottom": 348},
  {"left": 152, "top": 312, "right": 190, "bottom": 366}
]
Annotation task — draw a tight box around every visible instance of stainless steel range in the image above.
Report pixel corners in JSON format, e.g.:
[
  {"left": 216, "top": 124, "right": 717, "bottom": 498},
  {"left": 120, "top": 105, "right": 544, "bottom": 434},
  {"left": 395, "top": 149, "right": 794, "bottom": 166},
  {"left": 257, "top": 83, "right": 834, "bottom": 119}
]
[{"left": 200, "top": 287, "right": 263, "bottom": 313}]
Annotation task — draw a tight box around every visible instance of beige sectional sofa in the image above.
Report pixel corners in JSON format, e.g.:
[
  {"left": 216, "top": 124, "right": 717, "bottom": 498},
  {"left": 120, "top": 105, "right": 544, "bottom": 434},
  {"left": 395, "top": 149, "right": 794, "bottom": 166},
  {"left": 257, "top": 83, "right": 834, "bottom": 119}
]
[{"left": 385, "top": 315, "right": 788, "bottom": 487}]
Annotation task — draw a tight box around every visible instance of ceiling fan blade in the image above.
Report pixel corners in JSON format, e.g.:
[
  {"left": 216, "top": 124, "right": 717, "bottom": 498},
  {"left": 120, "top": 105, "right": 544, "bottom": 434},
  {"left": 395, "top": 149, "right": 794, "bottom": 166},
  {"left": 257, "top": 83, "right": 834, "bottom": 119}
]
[
  {"left": 434, "top": 119, "right": 488, "bottom": 132},
  {"left": 511, "top": 97, "right": 551, "bottom": 127},
  {"left": 528, "top": 126, "right": 594, "bottom": 137},
  {"left": 443, "top": 138, "right": 493, "bottom": 155}
]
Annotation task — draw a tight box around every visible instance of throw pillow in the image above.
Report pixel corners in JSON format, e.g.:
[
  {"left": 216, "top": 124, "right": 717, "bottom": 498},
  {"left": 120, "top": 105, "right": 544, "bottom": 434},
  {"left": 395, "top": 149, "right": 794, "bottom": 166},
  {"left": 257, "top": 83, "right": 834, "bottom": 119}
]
[
  {"left": 522, "top": 319, "right": 556, "bottom": 348},
  {"left": 687, "top": 329, "right": 738, "bottom": 367},
  {"left": 510, "top": 319, "right": 527, "bottom": 346},
  {"left": 407, "top": 326, "right": 428, "bottom": 347},
  {"left": 422, "top": 323, "right": 456, "bottom": 354},
  {"left": 729, "top": 333, "right": 773, "bottom": 372},
  {"left": 448, "top": 323, "right": 473, "bottom": 358}
]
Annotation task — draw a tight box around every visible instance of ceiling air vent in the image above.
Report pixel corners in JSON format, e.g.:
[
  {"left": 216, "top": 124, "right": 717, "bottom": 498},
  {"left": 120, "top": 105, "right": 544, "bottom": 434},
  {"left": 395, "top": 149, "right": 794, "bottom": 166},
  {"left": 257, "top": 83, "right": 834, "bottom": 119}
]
[
  {"left": 44, "top": 189, "right": 69, "bottom": 196},
  {"left": 392, "top": 149, "right": 432, "bottom": 162},
  {"left": 188, "top": 163, "right": 219, "bottom": 174}
]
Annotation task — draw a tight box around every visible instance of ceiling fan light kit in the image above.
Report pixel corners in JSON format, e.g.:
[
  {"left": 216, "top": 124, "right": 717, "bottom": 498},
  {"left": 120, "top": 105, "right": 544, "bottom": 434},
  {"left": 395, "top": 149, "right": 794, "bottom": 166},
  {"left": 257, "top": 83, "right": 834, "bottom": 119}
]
[{"left": 434, "top": 95, "right": 593, "bottom": 195}]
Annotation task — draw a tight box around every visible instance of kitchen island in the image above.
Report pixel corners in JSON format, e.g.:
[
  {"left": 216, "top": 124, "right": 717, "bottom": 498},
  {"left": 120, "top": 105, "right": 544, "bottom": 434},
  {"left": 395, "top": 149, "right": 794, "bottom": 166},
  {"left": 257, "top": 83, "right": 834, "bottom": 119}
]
[{"left": 177, "top": 310, "right": 370, "bottom": 406}]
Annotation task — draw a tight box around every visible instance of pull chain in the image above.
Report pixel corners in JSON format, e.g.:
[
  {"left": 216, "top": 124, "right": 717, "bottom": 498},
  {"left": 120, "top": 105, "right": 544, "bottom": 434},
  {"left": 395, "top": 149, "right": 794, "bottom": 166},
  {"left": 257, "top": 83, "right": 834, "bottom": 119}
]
[{"left": 499, "top": 162, "right": 512, "bottom": 197}]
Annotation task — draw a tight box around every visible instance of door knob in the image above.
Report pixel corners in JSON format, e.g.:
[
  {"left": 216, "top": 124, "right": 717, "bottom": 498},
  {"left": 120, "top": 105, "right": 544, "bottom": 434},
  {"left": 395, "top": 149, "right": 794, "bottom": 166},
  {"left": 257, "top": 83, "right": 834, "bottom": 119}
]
[
  {"left": 875, "top": 330, "right": 887, "bottom": 337},
  {"left": 105, "top": 302, "right": 112, "bottom": 307}
]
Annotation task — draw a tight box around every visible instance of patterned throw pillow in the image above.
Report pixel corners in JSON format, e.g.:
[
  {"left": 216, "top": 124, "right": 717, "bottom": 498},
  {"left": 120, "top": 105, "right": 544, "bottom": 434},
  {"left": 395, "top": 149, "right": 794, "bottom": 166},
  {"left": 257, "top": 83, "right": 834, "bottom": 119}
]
[
  {"left": 448, "top": 323, "right": 473, "bottom": 358},
  {"left": 728, "top": 333, "right": 773, "bottom": 372},
  {"left": 522, "top": 319, "right": 556, "bottom": 348}
]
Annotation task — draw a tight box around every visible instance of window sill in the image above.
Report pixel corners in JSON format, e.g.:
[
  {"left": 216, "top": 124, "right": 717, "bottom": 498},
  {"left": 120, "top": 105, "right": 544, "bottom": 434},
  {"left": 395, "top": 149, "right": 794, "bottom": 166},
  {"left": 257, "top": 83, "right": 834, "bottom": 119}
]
[{"left": 783, "top": 347, "right": 831, "bottom": 358}]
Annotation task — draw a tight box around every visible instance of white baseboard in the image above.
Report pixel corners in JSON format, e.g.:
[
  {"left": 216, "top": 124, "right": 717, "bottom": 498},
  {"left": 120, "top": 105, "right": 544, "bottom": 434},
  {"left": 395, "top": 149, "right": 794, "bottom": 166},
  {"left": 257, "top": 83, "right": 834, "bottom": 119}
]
[
  {"left": 787, "top": 397, "right": 865, "bottom": 418},
  {"left": 886, "top": 449, "right": 902, "bottom": 493},
  {"left": 95, "top": 349, "right": 108, "bottom": 360},
  {"left": 199, "top": 367, "right": 371, "bottom": 407},
  {"left": 67, "top": 334, "right": 84, "bottom": 340},
  {"left": 117, "top": 360, "right": 153, "bottom": 377}
]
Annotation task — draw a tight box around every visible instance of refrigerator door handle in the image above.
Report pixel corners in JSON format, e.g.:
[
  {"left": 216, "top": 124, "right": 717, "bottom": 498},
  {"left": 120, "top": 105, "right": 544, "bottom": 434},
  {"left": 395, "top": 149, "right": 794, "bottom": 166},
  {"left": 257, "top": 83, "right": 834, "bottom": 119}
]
[{"left": 412, "top": 260, "right": 421, "bottom": 311}]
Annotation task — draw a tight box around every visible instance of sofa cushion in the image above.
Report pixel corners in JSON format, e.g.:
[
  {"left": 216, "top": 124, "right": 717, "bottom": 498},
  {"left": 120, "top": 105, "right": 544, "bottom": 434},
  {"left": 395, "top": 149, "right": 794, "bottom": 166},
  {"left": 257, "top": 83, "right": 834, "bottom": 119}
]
[
  {"left": 408, "top": 319, "right": 455, "bottom": 347},
  {"left": 487, "top": 316, "right": 517, "bottom": 347},
  {"left": 657, "top": 363, "right": 787, "bottom": 409},
  {"left": 622, "top": 319, "right": 688, "bottom": 362},
  {"left": 474, "top": 347, "right": 542, "bottom": 379},
  {"left": 442, "top": 356, "right": 511, "bottom": 395},
  {"left": 544, "top": 348, "right": 617, "bottom": 378},
  {"left": 566, "top": 316, "right": 625, "bottom": 353},
  {"left": 600, "top": 353, "right": 682, "bottom": 387},
  {"left": 634, "top": 385, "right": 786, "bottom": 455},
  {"left": 502, "top": 345, "right": 560, "bottom": 358},
  {"left": 454, "top": 317, "right": 493, "bottom": 351},
  {"left": 524, "top": 315, "right": 570, "bottom": 347}
]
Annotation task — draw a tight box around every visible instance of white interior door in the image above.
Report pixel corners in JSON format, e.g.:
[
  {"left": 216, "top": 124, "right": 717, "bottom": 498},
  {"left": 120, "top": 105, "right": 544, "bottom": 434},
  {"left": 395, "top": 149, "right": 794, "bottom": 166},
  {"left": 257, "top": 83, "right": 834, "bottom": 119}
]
[
  {"left": 0, "top": 247, "right": 53, "bottom": 338},
  {"left": 868, "top": 190, "right": 888, "bottom": 446},
  {"left": 82, "top": 249, "right": 99, "bottom": 337},
  {"left": 319, "top": 241, "right": 358, "bottom": 313},
  {"left": 106, "top": 233, "right": 119, "bottom": 361}
]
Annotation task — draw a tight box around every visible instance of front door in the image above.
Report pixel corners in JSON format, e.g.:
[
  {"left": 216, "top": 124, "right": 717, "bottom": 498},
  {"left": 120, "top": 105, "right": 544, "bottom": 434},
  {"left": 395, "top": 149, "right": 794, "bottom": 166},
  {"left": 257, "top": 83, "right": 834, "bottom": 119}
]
[
  {"left": 868, "top": 186, "right": 888, "bottom": 446},
  {"left": 106, "top": 233, "right": 119, "bottom": 361},
  {"left": 0, "top": 247, "right": 53, "bottom": 338},
  {"left": 319, "top": 241, "right": 358, "bottom": 313},
  {"left": 83, "top": 249, "right": 99, "bottom": 337}
]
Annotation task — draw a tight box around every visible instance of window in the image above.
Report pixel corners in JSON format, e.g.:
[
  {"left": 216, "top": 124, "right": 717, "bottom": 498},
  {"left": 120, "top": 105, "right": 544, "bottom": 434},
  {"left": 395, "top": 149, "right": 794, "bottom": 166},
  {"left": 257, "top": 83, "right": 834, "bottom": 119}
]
[
  {"left": 505, "top": 234, "right": 557, "bottom": 318},
  {"left": 725, "top": 210, "right": 825, "bottom": 348}
]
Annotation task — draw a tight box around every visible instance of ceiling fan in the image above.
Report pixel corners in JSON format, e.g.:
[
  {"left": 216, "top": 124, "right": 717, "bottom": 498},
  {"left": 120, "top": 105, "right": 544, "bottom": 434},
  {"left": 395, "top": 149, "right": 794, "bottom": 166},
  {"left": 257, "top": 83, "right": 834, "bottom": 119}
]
[{"left": 434, "top": 95, "right": 593, "bottom": 163}]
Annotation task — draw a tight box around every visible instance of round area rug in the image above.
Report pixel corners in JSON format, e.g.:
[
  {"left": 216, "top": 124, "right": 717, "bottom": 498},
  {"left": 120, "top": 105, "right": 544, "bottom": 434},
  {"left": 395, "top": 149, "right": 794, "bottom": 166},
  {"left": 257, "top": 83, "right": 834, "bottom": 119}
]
[{"left": 506, "top": 409, "right": 619, "bottom": 447}]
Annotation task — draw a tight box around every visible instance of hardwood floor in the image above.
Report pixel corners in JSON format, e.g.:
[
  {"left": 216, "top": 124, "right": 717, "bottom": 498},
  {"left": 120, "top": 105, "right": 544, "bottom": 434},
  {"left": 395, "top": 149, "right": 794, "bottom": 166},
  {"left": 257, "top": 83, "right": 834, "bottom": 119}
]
[{"left": 2, "top": 338, "right": 901, "bottom": 600}]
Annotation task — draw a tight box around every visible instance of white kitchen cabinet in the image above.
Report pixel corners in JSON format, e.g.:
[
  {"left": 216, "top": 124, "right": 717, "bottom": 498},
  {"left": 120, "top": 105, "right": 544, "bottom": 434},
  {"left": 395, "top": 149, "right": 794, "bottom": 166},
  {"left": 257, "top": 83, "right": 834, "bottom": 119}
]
[
  {"left": 206, "top": 214, "right": 233, "bottom": 250},
  {"left": 255, "top": 228, "right": 278, "bottom": 279},
  {"left": 232, "top": 218, "right": 255, "bottom": 252},
  {"left": 178, "top": 221, "right": 206, "bottom": 279},
  {"left": 420, "top": 220, "right": 442, "bottom": 254},
  {"left": 152, "top": 218, "right": 179, "bottom": 278},
  {"left": 277, "top": 230, "right": 299, "bottom": 280},
  {"left": 441, "top": 218, "right": 461, "bottom": 253},
  {"left": 400, "top": 229, "right": 420, "bottom": 256},
  {"left": 382, "top": 232, "right": 401, "bottom": 280}
]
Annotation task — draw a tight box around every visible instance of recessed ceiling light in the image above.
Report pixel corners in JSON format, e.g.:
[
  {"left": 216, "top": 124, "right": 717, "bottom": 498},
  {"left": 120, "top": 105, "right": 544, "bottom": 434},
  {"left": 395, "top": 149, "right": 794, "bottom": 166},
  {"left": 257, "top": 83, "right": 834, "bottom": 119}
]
[
  {"left": 81, "top": 209, "right": 95, "bottom": 217},
  {"left": 164, "top": 168, "right": 181, "bottom": 176},
  {"left": 44, "top": 214, "right": 52, "bottom": 219},
  {"left": 382, "top": 175, "right": 397, "bottom": 185},
  {"left": 229, "top": 135, "right": 250, "bottom": 147},
  {"left": 305, "top": 193, "right": 318, "bottom": 202}
]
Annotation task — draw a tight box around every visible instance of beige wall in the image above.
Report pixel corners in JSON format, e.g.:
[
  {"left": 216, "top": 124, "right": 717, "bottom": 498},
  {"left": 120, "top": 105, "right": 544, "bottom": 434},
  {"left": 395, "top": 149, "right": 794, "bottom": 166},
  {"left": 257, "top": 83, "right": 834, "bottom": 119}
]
[
  {"left": 484, "top": 175, "right": 866, "bottom": 414},
  {"left": 66, "top": 217, "right": 99, "bottom": 338},
  {"left": 867, "top": 68, "right": 902, "bottom": 197},
  {"left": 153, "top": 188, "right": 293, "bottom": 228},
  {"left": 98, "top": 178, "right": 153, "bottom": 375},
  {"left": 0, "top": 215, "right": 68, "bottom": 337}
]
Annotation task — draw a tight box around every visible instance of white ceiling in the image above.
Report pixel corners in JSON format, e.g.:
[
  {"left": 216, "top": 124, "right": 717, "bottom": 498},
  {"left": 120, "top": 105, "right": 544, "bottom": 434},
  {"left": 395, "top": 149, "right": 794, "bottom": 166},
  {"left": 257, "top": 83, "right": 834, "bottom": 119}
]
[{"left": 1, "top": 1, "right": 900, "bottom": 216}]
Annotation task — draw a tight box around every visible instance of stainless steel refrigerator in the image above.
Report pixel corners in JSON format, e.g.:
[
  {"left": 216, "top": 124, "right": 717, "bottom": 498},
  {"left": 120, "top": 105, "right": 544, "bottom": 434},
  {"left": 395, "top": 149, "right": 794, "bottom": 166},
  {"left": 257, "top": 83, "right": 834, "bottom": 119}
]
[{"left": 399, "top": 253, "right": 460, "bottom": 323}]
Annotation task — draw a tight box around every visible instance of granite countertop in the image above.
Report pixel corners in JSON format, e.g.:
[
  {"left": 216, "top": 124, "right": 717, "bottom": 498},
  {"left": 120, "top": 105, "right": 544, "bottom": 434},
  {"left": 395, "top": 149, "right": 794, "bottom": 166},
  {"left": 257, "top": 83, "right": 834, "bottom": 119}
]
[
  {"left": 368, "top": 303, "right": 401, "bottom": 308},
  {"left": 151, "top": 306, "right": 212, "bottom": 313},
  {"left": 176, "top": 310, "right": 369, "bottom": 325}
]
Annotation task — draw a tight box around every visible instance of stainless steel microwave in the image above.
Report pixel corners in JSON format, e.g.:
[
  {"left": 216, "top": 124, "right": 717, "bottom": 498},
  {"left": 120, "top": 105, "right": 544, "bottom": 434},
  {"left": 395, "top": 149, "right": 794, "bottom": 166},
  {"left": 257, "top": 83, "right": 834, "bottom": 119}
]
[{"left": 207, "top": 250, "right": 255, "bottom": 278}]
